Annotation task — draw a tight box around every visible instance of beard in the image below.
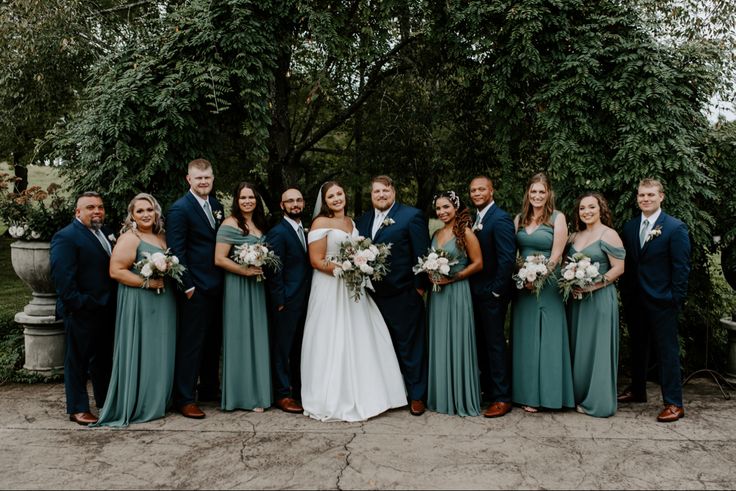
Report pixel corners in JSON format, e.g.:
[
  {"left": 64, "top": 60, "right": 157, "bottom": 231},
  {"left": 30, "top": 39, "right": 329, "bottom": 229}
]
[
  {"left": 286, "top": 209, "right": 303, "bottom": 221},
  {"left": 90, "top": 218, "right": 104, "bottom": 231}
]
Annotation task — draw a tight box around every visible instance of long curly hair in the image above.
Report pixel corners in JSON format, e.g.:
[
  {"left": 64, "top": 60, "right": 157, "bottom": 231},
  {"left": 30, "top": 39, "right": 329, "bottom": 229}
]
[
  {"left": 519, "top": 172, "right": 556, "bottom": 227},
  {"left": 231, "top": 182, "right": 268, "bottom": 235},
  {"left": 433, "top": 191, "right": 473, "bottom": 253},
  {"left": 121, "top": 193, "right": 164, "bottom": 234},
  {"left": 573, "top": 192, "right": 613, "bottom": 231}
]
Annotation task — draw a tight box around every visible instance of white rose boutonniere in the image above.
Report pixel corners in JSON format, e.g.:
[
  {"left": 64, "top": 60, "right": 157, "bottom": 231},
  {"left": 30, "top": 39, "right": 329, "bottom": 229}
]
[
  {"left": 646, "top": 225, "right": 662, "bottom": 243},
  {"left": 382, "top": 217, "right": 395, "bottom": 227},
  {"left": 107, "top": 234, "right": 117, "bottom": 244},
  {"left": 472, "top": 223, "right": 483, "bottom": 232},
  {"left": 214, "top": 210, "right": 223, "bottom": 223}
]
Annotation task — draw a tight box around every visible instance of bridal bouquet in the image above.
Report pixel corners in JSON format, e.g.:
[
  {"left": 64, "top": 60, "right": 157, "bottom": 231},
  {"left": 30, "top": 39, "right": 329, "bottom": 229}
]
[
  {"left": 558, "top": 253, "right": 602, "bottom": 301},
  {"left": 413, "top": 248, "right": 459, "bottom": 292},
  {"left": 232, "top": 242, "right": 282, "bottom": 282},
  {"left": 512, "top": 253, "right": 552, "bottom": 297},
  {"left": 333, "top": 236, "right": 392, "bottom": 301},
  {"left": 135, "top": 249, "right": 186, "bottom": 294}
]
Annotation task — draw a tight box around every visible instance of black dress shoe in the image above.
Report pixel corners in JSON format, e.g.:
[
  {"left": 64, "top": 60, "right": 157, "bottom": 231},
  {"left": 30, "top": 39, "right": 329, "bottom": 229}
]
[{"left": 617, "top": 389, "right": 646, "bottom": 403}]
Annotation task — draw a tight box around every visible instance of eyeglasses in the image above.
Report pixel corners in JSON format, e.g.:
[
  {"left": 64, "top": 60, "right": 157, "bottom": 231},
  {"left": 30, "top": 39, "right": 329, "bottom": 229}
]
[{"left": 282, "top": 198, "right": 304, "bottom": 204}]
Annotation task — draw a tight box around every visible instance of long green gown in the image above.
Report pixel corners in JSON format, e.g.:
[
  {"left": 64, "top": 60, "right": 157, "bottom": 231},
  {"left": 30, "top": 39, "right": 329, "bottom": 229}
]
[
  {"left": 427, "top": 236, "right": 481, "bottom": 417},
  {"left": 568, "top": 239, "right": 625, "bottom": 417},
  {"left": 95, "top": 240, "right": 176, "bottom": 427},
  {"left": 218, "top": 225, "right": 272, "bottom": 411},
  {"left": 511, "top": 211, "right": 575, "bottom": 409}
]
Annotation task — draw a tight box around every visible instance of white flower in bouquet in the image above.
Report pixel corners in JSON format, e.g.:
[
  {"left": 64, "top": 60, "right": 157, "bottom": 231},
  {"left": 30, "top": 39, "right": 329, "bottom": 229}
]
[
  {"left": 512, "top": 253, "right": 552, "bottom": 297},
  {"left": 134, "top": 248, "right": 186, "bottom": 294},
  {"left": 232, "top": 241, "right": 282, "bottom": 281},
  {"left": 413, "top": 247, "right": 459, "bottom": 292},
  {"left": 558, "top": 252, "right": 602, "bottom": 302},
  {"left": 332, "top": 236, "right": 392, "bottom": 301}
]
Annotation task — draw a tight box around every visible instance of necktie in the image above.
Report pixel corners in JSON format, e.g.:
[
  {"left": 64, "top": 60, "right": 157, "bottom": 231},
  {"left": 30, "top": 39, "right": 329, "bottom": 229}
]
[
  {"left": 639, "top": 219, "right": 649, "bottom": 248},
  {"left": 297, "top": 225, "right": 307, "bottom": 251},
  {"left": 372, "top": 213, "right": 383, "bottom": 239},
  {"left": 473, "top": 212, "right": 482, "bottom": 229},
  {"left": 94, "top": 229, "right": 111, "bottom": 255},
  {"left": 203, "top": 200, "right": 216, "bottom": 229}
]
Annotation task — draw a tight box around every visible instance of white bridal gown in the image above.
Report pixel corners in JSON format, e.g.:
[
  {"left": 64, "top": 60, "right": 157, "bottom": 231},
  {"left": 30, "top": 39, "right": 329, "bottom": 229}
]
[{"left": 300, "top": 226, "right": 407, "bottom": 422}]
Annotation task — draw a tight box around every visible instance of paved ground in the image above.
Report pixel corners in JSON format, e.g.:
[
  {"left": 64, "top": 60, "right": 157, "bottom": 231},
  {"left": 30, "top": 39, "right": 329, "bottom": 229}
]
[{"left": 0, "top": 378, "right": 734, "bottom": 490}]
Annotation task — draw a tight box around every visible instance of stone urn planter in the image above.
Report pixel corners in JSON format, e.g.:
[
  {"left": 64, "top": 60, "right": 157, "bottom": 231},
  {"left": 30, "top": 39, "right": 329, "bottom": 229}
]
[{"left": 10, "top": 241, "right": 64, "bottom": 373}]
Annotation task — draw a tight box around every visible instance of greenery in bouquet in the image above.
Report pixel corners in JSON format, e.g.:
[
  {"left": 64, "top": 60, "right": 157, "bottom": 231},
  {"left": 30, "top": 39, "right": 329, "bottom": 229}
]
[
  {"left": 512, "top": 253, "right": 554, "bottom": 298},
  {"left": 0, "top": 173, "right": 71, "bottom": 241},
  {"left": 413, "top": 247, "right": 459, "bottom": 292},
  {"left": 334, "top": 236, "right": 391, "bottom": 301},
  {"left": 232, "top": 242, "right": 282, "bottom": 282},
  {"left": 134, "top": 249, "right": 186, "bottom": 293},
  {"left": 558, "top": 253, "right": 602, "bottom": 302}
]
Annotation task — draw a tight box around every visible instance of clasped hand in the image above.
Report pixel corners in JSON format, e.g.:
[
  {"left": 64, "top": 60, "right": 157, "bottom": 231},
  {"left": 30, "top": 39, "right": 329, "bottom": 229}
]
[{"left": 242, "top": 266, "right": 263, "bottom": 277}]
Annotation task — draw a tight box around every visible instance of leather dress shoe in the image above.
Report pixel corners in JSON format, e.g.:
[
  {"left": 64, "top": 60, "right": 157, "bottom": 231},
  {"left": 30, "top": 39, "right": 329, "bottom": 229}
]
[
  {"left": 179, "top": 403, "right": 206, "bottom": 419},
  {"left": 69, "top": 412, "right": 98, "bottom": 426},
  {"left": 483, "top": 401, "right": 512, "bottom": 418},
  {"left": 409, "top": 400, "right": 426, "bottom": 416},
  {"left": 617, "top": 389, "right": 646, "bottom": 403},
  {"left": 657, "top": 404, "right": 685, "bottom": 423},
  {"left": 275, "top": 397, "right": 303, "bottom": 414}
]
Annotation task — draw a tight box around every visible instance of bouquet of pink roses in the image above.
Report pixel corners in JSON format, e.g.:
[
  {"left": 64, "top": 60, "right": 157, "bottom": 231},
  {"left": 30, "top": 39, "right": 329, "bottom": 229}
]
[{"left": 332, "top": 236, "right": 391, "bottom": 301}]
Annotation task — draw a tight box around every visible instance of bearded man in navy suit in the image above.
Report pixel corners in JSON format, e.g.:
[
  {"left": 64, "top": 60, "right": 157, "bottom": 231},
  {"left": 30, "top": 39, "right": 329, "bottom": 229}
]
[
  {"left": 467, "top": 176, "right": 516, "bottom": 418},
  {"left": 356, "top": 175, "right": 430, "bottom": 416},
  {"left": 265, "top": 187, "right": 312, "bottom": 414},
  {"left": 51, "top": 191, "right": 117, "bottom": 425},
  {"left": 618, "top": 178, "right": 691, "bottom": 423},
  {"left": 167, "top": 158, "right": 224, "bottom": 419}
]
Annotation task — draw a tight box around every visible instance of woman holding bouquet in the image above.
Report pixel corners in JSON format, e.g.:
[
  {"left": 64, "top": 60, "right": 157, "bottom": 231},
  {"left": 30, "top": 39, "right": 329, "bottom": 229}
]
[
  {"left": 300, "top": 181, "right": 406, "bottom": 422},
  {"left": 214, "top": 182, "right": 272, "bottom": 412},
  {"left": 566, "top": 192, "right": 625, "bottom": 417},
  {"left": 426, "top": 191, "right": 483, "bottom": 416},
  {"left": 511, "top": 173, "right": 574, "bottom": 413},
  {"left": 95, "top": 193, "right": 176, "bottom": 426}
]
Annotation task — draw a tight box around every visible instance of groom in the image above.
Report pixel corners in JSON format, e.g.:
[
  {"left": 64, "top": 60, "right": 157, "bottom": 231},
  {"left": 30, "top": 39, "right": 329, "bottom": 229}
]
[
  {"left": 619, "top": 178, "right": 691, "bottom": 422},
  {"left": 356, "top": 175, "right": 430, "bottom": 416},
  {"left": 167, "top": 158, "right": 224, "bottom": 419}
]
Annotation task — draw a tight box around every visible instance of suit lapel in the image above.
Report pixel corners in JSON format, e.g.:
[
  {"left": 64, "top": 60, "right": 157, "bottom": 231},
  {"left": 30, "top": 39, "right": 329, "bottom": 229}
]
[
  {"left": 640, "top": 213, "right": 666, "bottom": 255},
  {"left": 74, "top": 220, "right": 108, "bottom": 256},
  {"left": 186, "top": 192, "right": 215, "bottom": 230},
  {"left": 374, "top": 204, "right": 399, "bottom": 241},
  {"left": 283, "top": 219, "right": 306, "bottom": 253}
]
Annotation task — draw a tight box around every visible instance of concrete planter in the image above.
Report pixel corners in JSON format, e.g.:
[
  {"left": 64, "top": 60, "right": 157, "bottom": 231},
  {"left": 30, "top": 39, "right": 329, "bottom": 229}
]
[
  {"left": 722, "top": 317, "right": 736, "bottom": 383},
  {"left": 10, "top": 241, "right": 64, "bottom": 373}
]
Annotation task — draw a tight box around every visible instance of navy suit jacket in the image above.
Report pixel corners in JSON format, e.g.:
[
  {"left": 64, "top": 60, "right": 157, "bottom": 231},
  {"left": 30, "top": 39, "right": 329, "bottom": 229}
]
[
  {"left": 166, "top": 192, "right": 224, "bottom": 293},
  {"left": 469, "top": 203, "right": 517, "bottom": 299},
  {"left": 50, "top": 219, "right": 117, "bottom": 318},
  {"left": 621, "top": 211, "right": 691, "bottom": 308},
  {"left": 265, "top": 218, "right": 312, "bottom": 307},
  {"left": 356, "top": 202, "right": 430, "bottom": 296}
]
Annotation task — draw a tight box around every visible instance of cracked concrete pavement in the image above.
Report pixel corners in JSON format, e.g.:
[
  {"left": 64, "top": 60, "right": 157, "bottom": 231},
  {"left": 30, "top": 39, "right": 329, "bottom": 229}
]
[{"left": 1, "top": 378, "right": 735, "bottom": 489}]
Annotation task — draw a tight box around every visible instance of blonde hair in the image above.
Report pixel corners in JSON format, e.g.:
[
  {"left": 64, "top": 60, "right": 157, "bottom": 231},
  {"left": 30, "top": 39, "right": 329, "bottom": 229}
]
[
  {"left": 638, "top": 178, "right": 664, "bottom": 193},
  {"left": 520, "top": 172, "right": 555, "bottom": 227},
  {"left": 121, "top": 193, "right": 164, "bottom": 234}
]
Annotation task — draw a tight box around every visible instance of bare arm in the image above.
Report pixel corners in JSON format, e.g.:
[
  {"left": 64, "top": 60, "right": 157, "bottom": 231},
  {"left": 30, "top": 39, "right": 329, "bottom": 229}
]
[
  {"left": 109, "top": 232, "right": 164, "bottom": 289},
  {"left": 213, "top": 219, "right": 262, "bottom": 277},
  {"left": 549, "top": 212, "right": 568, "bottom": 268}
]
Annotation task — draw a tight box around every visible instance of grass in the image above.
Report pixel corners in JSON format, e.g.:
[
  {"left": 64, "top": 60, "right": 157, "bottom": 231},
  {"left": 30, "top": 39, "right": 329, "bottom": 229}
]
[{"left": 0, "top": 236, "right": 32, "bottom": 319}]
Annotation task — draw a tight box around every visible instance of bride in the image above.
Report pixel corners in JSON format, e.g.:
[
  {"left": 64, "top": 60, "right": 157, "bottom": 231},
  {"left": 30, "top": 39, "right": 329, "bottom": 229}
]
[{"left": 301, "top": 180, "right": 407, "bottom": 421}]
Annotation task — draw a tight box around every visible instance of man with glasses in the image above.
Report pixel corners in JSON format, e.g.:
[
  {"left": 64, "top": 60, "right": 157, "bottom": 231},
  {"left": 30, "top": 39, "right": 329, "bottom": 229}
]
[{"left": 266, "top": 188, "right": 312, "bottom": 413}]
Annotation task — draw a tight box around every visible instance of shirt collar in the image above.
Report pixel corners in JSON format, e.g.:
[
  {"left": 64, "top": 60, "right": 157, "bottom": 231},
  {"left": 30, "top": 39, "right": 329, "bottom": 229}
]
[
  {"left": 375, "top": 202, "right": 395, "bottom": 219},
  {"left": 284, "top": 215, "right": 302, "bottom": 232},
  {"left": 477, "top": 201, "right": 495, "bottom": 220},
  {"left": 189, "top": 189, "right": 210, "bottom": 208},
  {"left": 641, "top": 208, "right": 661, "bottom": 226}
]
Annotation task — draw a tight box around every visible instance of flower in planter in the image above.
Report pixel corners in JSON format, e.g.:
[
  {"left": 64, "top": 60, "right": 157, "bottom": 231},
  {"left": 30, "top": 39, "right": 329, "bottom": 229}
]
[{"left": 0, "top": 174, "right": 72, "bottom": 242}]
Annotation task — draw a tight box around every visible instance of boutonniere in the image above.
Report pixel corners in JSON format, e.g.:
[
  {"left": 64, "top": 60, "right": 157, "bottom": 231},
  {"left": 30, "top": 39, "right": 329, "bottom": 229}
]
[
  {"left": 646, "top": 225, "right": 662, "bottom": 243},
  {"left": 107, "top": 234, "right": 117, "bottom": 244},
  {"left": 213, "top": 210, "right": 223, "bottom": 223},
  {"left": 382, "top": 218, "right": 395, "bottom": 227},
  {"left": 472, "top": 223, "right": 483, "bottom": 232},
  {"left": 303, "top": 227, "right": 309, "bottom": 233}
]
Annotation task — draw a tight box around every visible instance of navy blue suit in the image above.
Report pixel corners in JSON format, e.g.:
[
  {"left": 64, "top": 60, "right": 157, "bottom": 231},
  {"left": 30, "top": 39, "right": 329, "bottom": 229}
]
[
  {"left": 166, "top": 191, "right": 224, "bottom": 406},
  {"left": 265, "top": 218, "right": 312, "bottom": 400},
  {"left": 620, "top": 211, "right": 691, "bottom": 406},
  {"left": 469, "top": 203, "right": 516, "bottom": 403},
  {"left": 50, "top": 219, "right": 117, "bottom": 414},
  {"left": 356, "top": 202, "right": 430, "bottom": 401}
]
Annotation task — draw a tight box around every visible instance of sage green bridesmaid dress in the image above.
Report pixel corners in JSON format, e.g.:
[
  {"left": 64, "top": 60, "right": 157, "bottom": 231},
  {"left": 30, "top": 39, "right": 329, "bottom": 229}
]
[
  {"left": 568, "top": 239, "right": 625, "bottom": 417},
  {"left": 427, "top": 236, "right": 481, "bottom": 416},
  {"left": 218, "top": 225, "right": 272, "bottom": 411},
  {"left": 511, "top": 211, "right": 575, "bottom": 409},
  {"left": 95, "top": 240, "right": 176, "bottom": 427}
]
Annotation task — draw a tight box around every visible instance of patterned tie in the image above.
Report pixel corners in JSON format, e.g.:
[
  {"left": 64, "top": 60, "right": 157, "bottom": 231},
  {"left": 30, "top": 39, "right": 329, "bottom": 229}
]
[
  {"left": 94, "top": 229, "right": 111, "bottom": 255},
  {"left": 203, "top": 200, "right": 216, "bottom": 229},
  {"left": 639, "top": 219, "right": 649, "bottom": 248},
  {"left": 297, "top": 225, "right": 307, "bottom": 251}
]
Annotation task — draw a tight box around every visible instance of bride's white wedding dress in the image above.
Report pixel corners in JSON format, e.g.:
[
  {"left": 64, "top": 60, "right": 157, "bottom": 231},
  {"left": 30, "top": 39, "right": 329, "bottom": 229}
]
[{"left": 300, "top": 225, "right": 407, "bottom": 422}]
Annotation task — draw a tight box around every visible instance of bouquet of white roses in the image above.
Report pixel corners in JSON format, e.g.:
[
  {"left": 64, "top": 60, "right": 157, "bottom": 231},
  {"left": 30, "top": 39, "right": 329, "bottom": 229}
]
[
  {"left": 558, "top": 252, "right": 602, "bottom": 301},
  {"left": 512, "top": 253, "right": 552, "bottom": 297},
  {"left": 135, "top": 249, "right": 186, "bottom": 294},
  {"left": 232, "top": 242, "right": 282, "bottom": 282},
  {"left": 333, "top": 236, "right": 391, "bottom": 301},
  {"left": 413, "top": 248, "right": 459, "bottom": 292}
]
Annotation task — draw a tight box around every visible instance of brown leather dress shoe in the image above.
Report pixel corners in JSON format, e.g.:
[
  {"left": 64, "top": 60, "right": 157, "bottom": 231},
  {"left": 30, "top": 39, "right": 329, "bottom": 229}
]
[
  {"left": 409, "top": 400, "right": 426, "bottom": 416},
  {"left": 179, "top": 403, "right": 206, "bottom": 419},
  {"left": 275, "top": 397, "right": 303, "bottom": 414},
  {"left": 657, "top": 404, "right": 685, "bottom": 422},
  {"left": 69, "top": 412, "right": 98, "bottom": 426},
  {"left": 617, "top": 389, "right": 647, "bottom": 403},
  {"left": 483, "top": 401, "right": 512, "bottom": 418}
]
